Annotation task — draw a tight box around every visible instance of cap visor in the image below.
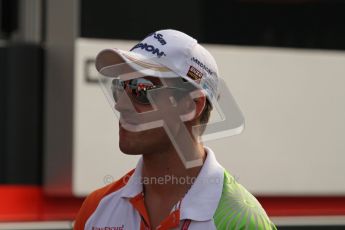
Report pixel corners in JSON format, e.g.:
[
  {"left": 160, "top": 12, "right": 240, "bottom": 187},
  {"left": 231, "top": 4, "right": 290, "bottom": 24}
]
[{"left": 95, "top": 48, "right": 176, "bottom": 78}]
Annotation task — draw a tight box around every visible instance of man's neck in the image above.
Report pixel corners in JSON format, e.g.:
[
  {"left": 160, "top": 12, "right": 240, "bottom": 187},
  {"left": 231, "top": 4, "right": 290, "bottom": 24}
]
[{"left": 141, "top": 143, "right": 206, "bottom": 198}]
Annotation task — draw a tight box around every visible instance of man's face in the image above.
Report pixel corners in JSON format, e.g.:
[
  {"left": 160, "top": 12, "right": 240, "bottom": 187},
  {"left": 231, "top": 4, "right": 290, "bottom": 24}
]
[
  {"left": 117, "top": 77, "right": 170, "bottom": 155},
  {"left": 114, "top": 76, "right": 203, "bottom": 156}
]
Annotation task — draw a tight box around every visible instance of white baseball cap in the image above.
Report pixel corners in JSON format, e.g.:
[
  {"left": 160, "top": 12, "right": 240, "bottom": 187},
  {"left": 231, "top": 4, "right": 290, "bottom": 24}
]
[{"left": 95, "top": 29, "right": 220, "bottom": 101}]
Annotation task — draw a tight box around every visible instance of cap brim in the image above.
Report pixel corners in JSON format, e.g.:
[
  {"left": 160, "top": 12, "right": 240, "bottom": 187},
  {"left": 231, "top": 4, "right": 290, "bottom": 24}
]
[{"left": 95, "top": 48, "right": 176, "bottom": 78}]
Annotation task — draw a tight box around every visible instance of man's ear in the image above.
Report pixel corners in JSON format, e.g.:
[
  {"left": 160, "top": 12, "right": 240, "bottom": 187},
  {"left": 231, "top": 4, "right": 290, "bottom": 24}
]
[
  {"left": 191, "top": 92, "right": 206, "bottom": 120},
  {"left": 179, "top": 90, "right": 206, "bottom": 122}
]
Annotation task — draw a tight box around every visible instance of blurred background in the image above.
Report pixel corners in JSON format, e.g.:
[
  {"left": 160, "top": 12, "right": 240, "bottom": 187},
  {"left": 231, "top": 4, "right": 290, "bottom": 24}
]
[{"left": 1, "top": 0, "right": 345, "bottom": 229}]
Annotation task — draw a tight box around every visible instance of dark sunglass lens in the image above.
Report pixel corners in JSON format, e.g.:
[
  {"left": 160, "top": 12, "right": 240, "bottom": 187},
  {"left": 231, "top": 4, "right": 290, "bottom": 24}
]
[
  {"left": 128, "top": 78, "right": 158, "bottom": 104},
  {"left": 135, "top": 90, "right": 150, "bottom": 104}
]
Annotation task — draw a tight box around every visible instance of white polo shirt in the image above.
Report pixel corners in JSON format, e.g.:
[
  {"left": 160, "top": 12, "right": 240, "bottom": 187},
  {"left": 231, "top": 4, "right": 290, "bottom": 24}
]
[{"left": 74, "top": 147, "right": 276, "bottom": 229}]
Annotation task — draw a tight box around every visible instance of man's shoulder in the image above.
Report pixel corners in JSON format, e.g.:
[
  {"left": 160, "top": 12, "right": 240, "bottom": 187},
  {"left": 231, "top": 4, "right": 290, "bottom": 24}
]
[
  {"left": 73, "top": 169, "right": 135, "bottom": 230},
  {"left": 213, "top": 170, "right": 276, "bottom": 229}
]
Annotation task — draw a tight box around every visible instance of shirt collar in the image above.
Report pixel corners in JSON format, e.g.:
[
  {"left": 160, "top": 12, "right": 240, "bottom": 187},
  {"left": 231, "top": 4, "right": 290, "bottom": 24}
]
[
  {"left": 120, "top": 147, "right": 224, "bottom": 222},
  {"left": 120, "top": 157, "right": 143, "bottom": 198},
  {"left": 180, "top": 147, "right": 224, "bottom": 221}
]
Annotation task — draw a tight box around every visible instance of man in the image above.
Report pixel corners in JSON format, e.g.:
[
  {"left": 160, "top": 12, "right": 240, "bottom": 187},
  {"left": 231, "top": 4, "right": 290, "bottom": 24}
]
[{"left": 74, "top": 29, "right": 276, "bottom": 229}]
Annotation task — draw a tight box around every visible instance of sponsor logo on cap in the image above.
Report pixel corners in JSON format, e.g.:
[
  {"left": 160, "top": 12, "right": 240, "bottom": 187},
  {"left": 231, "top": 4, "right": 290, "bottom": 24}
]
[
  {"left": 191, "top": 57, "right": 214, "bottom": 76},
  {"left": 187, "top": 65, "right": 203, "bottom": 82},
  {"left": 130, "top": 43, "right": 166, "bottom": 58},
  {"left": 146, "top": 32, "right": 167, "bottom": 45}
]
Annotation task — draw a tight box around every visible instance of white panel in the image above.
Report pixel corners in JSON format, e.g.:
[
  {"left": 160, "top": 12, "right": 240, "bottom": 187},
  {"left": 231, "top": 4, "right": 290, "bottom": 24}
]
[{"left": 73, "top": 38, "right": 345, "bottom": 196}]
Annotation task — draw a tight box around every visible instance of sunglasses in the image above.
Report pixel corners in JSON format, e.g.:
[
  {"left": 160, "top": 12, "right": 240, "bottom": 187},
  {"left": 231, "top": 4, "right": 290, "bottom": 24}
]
[{"left": 112, "top": 77, "right": 193, "bottom": 105}]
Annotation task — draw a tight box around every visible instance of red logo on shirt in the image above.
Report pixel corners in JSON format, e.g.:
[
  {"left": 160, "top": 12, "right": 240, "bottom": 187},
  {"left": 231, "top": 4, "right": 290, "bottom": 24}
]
[{"left": 92, "top": 225, "right": 124, "bottom": 230}]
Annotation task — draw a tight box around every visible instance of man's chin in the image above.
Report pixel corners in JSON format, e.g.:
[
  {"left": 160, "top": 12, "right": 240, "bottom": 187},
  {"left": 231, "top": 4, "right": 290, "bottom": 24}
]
[{"left": 119, "top": 143, "right": 143, "bottom": 155}]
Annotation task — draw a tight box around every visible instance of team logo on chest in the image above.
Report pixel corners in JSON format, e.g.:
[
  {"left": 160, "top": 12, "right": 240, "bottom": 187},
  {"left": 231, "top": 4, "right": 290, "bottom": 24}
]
[{"left": 92, "top": 225, "right": 124, "bottom": 230}]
